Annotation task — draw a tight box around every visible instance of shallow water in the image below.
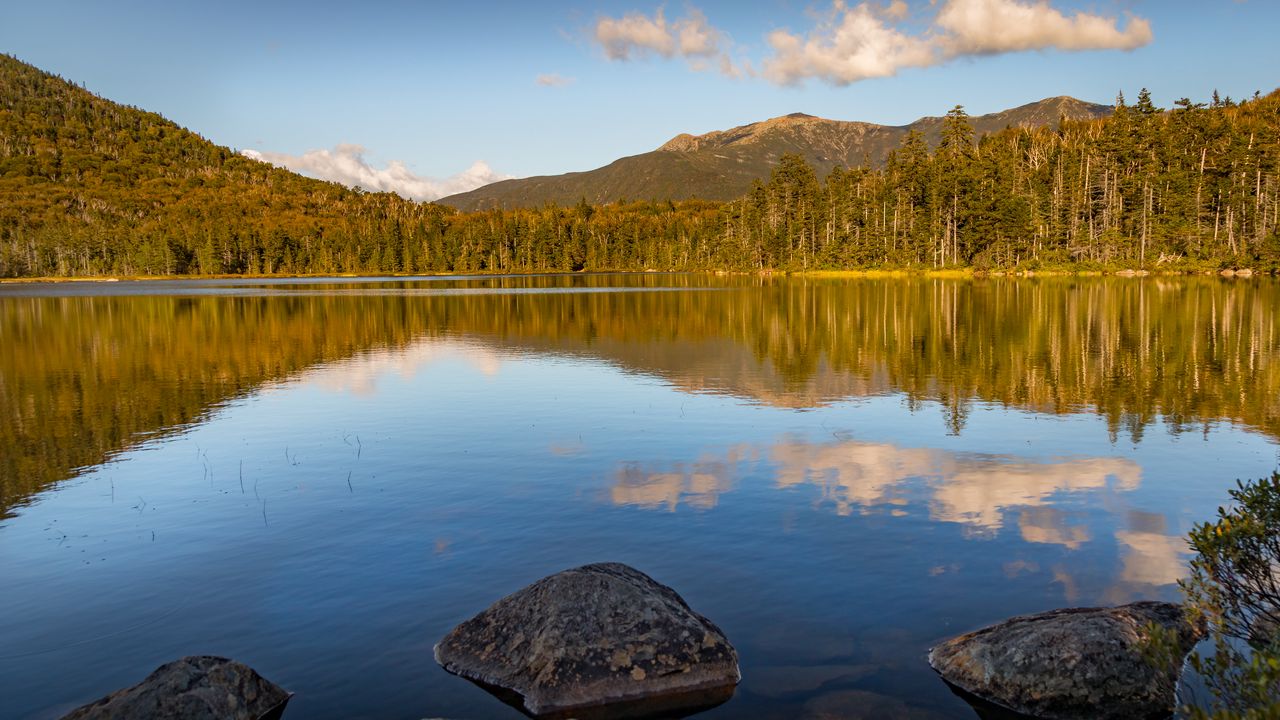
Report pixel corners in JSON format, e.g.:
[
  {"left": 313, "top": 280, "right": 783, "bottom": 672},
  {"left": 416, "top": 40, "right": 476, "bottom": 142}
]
[{"left": 2, "top": 273, "right": 1278, "bottom": 719}]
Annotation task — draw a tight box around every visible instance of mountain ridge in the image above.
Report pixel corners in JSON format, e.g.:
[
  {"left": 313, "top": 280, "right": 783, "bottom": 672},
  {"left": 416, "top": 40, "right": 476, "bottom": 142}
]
[{"left": 438, "top": 96, "right": 1112, "bottom": 211}]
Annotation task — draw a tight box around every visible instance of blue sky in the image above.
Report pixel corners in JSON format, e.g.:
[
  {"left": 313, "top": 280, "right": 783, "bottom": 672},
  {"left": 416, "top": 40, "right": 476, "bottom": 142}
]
[{"left": 2, "top": 1, "right": 1277, "bottom": 199}]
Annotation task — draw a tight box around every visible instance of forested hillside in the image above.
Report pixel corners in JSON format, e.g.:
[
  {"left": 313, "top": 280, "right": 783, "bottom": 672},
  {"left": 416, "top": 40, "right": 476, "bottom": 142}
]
[
  {"left": 1, "top": 54, "right": 1277, "bottom": 276},
  {"left": 720, "top": 93, "right": 1280, "bottom": 270}
]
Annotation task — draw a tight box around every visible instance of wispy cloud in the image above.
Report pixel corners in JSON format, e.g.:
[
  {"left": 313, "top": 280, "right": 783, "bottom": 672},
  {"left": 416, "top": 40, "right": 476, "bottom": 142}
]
[
  {"left": 241, "top": 145, "right": 510, "bottom": 202},
  {"left": 591, "top": 0, "right": 1153, "bottom": 87},
  {"left": 535, "top": 72, "right": 575, "bottom": 87}
]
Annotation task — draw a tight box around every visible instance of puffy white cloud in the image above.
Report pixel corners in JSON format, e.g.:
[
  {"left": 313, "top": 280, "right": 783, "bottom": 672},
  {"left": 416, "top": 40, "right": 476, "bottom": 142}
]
[
  {"left": 595, "top": 8, "right": 679, "bottom": 59},
  {"left": 241, "top": 145, "right": 509, "bottom": 202},
  {"left": 935, "top": 0, "right": 1153, "bottom": 55},
  {"left": 592, "top": 1, "right": 1152, "bottom": 87},
  {"left": 761, "top": 1, "right": 937, "bottom": 86},
  {"left": 593, "top": 7, "right": 740, "bottom": 75},
  {"left": 673, "top": 8, "right": 720, "bottom": 57},
  {"left": 535, "top": 72, "right": 575, "bottom": 87}
]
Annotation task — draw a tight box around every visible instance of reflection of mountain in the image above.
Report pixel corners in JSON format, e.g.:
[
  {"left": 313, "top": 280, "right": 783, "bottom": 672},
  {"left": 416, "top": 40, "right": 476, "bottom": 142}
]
[{"left": 3, "top": 275, "right": 1278, "bottom": 518}]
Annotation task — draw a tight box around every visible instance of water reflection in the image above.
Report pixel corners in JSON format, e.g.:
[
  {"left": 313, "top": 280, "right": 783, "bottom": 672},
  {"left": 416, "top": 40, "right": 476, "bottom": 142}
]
[
  {"left": 4, "top": 275, "right": 1278, "bottom": 519},
  {"left": 2, "top": 275, "right": 1274, "bottom": 720},
  {"left": 611, "top": 449, "right": 754, "bottom": 511},
  {"left": 304, "top": 340, "right": 506, "bottom": 396},
  {"left": 609, "top": 436, "right": 1187, "bottom": 600},
  {"left": 613, "top": 437, "right": 1140, "bottom": 531}
]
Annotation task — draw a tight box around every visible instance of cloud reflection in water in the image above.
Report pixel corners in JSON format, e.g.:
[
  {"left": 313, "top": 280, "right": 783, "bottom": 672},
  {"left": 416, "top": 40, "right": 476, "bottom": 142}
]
[{"left": 609, "top": 437, "right": 1189, "bottom": 593}]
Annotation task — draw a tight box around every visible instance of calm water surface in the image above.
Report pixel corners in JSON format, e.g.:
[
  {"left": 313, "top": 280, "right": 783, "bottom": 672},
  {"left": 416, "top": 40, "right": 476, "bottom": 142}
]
[{"left": 2, "top": 274, "right": 1279, "bottom": 719}]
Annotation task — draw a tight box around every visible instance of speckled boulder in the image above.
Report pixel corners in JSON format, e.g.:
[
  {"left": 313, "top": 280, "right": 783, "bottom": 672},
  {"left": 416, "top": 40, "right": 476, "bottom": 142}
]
[
  {"left": 60, "top": 656, "right": 290, "bottom": 720},
  {"left": 928, "top": 601, "right": 1203, "bottom": 720},
  {"left": 434, "top": 562, "right": 740, "bottom": 717}
]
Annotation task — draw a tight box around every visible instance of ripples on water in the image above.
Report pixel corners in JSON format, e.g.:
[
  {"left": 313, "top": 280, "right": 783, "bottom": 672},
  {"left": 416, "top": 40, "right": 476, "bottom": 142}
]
[{"left": 1, "top": 274, "right": 1278, "bottom": 719}]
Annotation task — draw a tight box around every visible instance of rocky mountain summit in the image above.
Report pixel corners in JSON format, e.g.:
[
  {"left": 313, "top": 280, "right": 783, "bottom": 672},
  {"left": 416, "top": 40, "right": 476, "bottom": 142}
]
[{"left": 439, "top": 96, "right": 1111, "bottom": 210}]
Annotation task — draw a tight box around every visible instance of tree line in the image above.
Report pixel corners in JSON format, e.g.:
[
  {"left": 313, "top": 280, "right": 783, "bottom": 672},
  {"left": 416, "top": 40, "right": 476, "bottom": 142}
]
[{"left": 1, "top": 54, "right": 1277, "bottom": 277}]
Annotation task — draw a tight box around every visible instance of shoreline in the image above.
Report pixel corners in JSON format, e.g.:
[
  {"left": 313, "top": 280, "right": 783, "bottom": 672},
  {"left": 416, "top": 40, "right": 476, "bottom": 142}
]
[{"left": 0, "top": 267, "right": 1271, "bottom": 284}]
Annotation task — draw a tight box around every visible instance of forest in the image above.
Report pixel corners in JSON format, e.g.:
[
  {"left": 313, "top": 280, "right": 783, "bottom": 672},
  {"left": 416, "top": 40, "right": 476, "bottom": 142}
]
[{"left": 1, "top": 54, "right": 1277, "bottom": 277}]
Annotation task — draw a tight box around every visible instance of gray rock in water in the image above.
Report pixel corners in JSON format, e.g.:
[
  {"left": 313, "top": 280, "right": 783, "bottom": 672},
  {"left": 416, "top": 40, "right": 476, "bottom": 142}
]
[
  {"left": 60, "top": 656, "right": 290, "bottom": 720},
  {"left": 928, "top": 601, "right": 1203, "bottom": 720},
  {"left": 434, "top": 562, "right": 740, "bottom": 717}
]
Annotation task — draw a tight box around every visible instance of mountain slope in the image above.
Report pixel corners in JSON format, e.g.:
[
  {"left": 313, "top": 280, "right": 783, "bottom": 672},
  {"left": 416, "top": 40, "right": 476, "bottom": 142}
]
[
  {"left": 0, "top": 54, "right": 445, "bottom": 276},
  {"left": 438, "top": 97, "right": 1111, "bottom": 211}
]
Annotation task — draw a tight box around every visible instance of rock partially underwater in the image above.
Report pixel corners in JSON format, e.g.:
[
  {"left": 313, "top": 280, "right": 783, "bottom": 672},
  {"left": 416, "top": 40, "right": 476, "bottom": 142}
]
[
  {"left": 434, "top": 562, "right": 740, "bottom": 718},
  {"left": 59, "top": 655, "right": 290, "bottom": 720},
  {"left": 928, "top": 601, "right": 1203, "bottom": 720}
]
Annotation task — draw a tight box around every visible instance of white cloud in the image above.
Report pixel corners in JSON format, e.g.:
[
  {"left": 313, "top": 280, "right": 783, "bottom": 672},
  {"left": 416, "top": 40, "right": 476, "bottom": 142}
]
[
  {"left": 935, "top": 0, "right": 1153, "bottom": 55},
  {"left": 241, "top": 145, "right": 510, "bottom": 202},
  {"left": 595, "top": 8, "right": 678, "bottom": 59},
  {"left": 674, "top": 8, "right": 720, "bottom": 56},
  {"left": 762, "top": 1, "right": 937, "bottom": 86},
  {"left": 536, "top": 72, "right": 575, "bottom": 87},
  {"left": 593, "top": 7, "right": 741, "bottom": 75},
  {"left": 591, "top": 1, "right": 1152, "bottom": 87}
]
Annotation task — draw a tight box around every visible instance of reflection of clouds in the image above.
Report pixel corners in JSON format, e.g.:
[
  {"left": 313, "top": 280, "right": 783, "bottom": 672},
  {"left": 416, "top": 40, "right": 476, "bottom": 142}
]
[
  {"left": 612, "top": 438, "right": 1143, "bottom": 549},
  {"left": 609, "top": 436, "right": 1186, "bottom": 603},
  {"left": 1019, "top": 507, "right": 1090, "bottom": 550},
  {"left": 1105, "top": 510, "right": 1188, "bottom": 601},
  {"left": 1053, "top": 564, "right": 1081, "bottom": 603},
  {"left": 768, "top": 439, "right": 1140, "bottom": 535},
  {"left": 610, "top": 447, "right": 756, "bottom": 511},
  {"left": 771, "top": 440, "right": 936, "bottom": 515},
  {"left": 1113, "top": 530, "right": 1188, "bottom": 590},
  {"left": 930, "top": 457, "right": 1140, "bottom": 532},
  {"left": 1003, "top": 559, "right": 1040, "bottom": 578},
  {"left": 304, "top": 339, "right": 503, "bottom": 395}
]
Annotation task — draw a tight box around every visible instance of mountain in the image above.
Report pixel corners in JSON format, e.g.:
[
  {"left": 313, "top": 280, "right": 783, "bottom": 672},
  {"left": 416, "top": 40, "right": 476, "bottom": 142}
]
[
  {"left": 438, "top": 97, "right": 1112, "bottom": 211},
  {"left": 0, "top": 54, "right": 444, "bottom": 277}
]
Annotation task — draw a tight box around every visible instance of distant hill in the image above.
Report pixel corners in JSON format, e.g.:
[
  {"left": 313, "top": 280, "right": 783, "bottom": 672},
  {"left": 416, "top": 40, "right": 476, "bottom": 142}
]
[{"left": 438, "top": 97, "right": 1112, "bottom": 211}]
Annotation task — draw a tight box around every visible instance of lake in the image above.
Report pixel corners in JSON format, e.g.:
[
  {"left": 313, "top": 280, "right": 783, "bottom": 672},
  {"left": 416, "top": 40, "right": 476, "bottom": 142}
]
[{"left": 2, "top": 273, "right": 1278, "bottom": 719}]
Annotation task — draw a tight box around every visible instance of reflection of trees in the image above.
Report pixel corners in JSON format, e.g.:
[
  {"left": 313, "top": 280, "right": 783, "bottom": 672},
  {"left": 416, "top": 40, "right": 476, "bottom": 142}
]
[
  {"left": 0, "top": 292, "right": 448, "bottom": 518},
  {"left": 3, "top": 276, "right": 1278, "bottom": 518},
  {"left": 426, "top": 277, "right": 1280, "bottom": 444}
]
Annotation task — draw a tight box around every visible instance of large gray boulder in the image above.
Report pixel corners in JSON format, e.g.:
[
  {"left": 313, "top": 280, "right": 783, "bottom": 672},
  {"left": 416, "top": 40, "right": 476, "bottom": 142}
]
[
  {"left": 60, "top": 656, "right": 290, "bottom": 720},
  {"left": 434, "top": 562, "right": 740, "bottom": 717},
  {"left": 928, "top": 601, "right": 1203, "bottom": 720}
]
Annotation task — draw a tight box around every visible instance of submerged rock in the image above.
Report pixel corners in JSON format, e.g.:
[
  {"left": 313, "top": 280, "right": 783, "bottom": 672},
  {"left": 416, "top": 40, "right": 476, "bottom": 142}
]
[
  {"left": 928, "top": 601, "right": 1203, "bottom": 720},
  {"left": 434, "top": 562, "right": 740, "bottom": 717},
  {"left": 59, "top": 656, "right": 290, "bottom": 720}
]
